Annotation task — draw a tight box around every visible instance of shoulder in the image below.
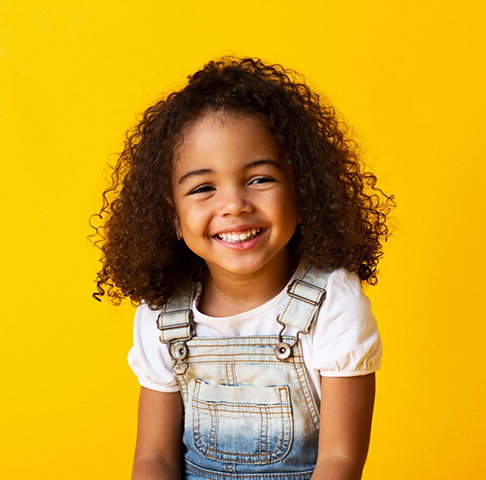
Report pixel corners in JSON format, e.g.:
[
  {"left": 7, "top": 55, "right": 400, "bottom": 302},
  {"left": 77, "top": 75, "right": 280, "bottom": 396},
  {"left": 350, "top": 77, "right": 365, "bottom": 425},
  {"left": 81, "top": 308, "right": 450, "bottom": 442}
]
[
  {"left": 128, "top": 303, "right": 180, "bottom": 393},
  {"left": 319, "top": 268, "right": 374, "bottom": 325},
  {"left": 310, "top": 268, "right": 382, "bottom": 376},
  {"left": 304, "top": 266, "right": 370, "bottom": 314},
  {"left": 132, "top": 302, "right": 162, "bottom": 345},
  {"left": 326, "top": 268, "right": 367, "bottom": 301}
]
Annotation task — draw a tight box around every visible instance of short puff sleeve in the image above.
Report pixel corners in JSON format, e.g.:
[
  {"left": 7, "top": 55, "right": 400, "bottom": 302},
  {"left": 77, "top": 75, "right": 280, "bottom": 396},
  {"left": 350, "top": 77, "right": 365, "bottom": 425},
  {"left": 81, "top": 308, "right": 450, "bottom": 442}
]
[
  {"left": 127, "top": 303, "right": 179, "bottom": 392},
  {"left": 310, "top": 269, "right": 382, "bottom": 376}
]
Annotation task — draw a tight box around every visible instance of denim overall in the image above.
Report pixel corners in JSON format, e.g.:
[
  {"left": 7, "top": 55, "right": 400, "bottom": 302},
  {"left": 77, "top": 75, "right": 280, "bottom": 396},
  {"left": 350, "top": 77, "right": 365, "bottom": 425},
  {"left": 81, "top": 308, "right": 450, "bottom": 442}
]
[{"left": 157, "top": 266, "right": 331, "bottom": 480}]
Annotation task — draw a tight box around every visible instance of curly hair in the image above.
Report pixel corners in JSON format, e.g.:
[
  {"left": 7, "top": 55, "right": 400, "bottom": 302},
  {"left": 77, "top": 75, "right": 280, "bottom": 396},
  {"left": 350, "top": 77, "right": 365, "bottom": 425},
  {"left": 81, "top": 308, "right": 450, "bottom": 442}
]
[{"left": 90, "top": 57, "right": 395, "bottom": 308}]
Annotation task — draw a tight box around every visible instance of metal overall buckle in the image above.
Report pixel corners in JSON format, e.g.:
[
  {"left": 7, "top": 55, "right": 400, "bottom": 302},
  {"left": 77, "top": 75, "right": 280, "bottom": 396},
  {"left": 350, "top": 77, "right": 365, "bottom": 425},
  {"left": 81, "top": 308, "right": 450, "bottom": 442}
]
[
  {"left": 286, "top": 278, "right": 327, "bottom": 305},
  {"left": 157, "top": 309, "right": 194, "bottom": 375},
  {"left": 274, "top": 279, "right": 327, "bottom": 361}
]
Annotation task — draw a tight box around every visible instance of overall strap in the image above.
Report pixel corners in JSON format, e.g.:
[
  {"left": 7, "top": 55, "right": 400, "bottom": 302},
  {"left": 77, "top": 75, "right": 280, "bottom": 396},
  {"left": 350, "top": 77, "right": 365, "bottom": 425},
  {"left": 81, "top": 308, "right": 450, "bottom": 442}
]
[
  {"left": 274, "top": 266, "right": 332, "bottom": 361},
  {"left": 157, "top": 266, "right": 333, "bottom": 370},
  {"left": 156, "top": 281, "right": 197, "bottom": 374}
]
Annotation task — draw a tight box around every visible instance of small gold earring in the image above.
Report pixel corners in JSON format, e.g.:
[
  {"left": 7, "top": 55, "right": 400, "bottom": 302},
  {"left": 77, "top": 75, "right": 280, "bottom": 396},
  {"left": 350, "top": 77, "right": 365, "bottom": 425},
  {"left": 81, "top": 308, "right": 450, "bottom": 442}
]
[{"left": 176, "top": 230, "right": 182, "bottom": 241}]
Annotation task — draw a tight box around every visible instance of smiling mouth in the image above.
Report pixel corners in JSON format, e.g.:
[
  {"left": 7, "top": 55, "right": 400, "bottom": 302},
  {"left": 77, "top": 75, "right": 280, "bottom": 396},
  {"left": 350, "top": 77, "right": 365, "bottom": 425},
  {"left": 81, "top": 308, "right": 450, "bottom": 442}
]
[{"left": 216, "top": 228, "right": 263, "bottom": 243}]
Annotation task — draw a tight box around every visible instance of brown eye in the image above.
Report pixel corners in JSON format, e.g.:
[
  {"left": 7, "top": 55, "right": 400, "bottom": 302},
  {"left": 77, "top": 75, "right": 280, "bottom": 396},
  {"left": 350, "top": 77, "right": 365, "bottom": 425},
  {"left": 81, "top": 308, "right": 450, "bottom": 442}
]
[
  {"left": 188, "top": 185, "right": 215, "bottom": 195},
  {"left": 250, "top": 176, "right": 275, "bottom": 185}
]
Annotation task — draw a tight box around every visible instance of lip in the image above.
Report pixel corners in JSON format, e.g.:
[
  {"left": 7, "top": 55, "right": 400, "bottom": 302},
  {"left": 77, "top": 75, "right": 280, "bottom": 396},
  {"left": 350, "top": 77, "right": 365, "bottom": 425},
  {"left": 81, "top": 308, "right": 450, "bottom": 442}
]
[{"left": 212, "top": 227, "right": 267, "bottom": 251}]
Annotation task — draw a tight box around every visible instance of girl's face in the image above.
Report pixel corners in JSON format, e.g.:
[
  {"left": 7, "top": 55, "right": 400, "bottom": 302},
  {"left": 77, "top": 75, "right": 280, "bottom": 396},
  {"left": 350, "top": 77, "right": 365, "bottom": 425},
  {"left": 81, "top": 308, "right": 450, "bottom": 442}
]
[{"left": 172, "top": 111, "right": 298, "bottom": 282}]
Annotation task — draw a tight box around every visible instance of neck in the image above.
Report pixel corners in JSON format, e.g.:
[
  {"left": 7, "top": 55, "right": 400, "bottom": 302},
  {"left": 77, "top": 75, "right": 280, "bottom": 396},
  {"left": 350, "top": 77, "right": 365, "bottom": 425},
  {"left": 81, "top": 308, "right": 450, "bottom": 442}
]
[{"left": 198, "top": 256, "right": 299, "bottom": 317}]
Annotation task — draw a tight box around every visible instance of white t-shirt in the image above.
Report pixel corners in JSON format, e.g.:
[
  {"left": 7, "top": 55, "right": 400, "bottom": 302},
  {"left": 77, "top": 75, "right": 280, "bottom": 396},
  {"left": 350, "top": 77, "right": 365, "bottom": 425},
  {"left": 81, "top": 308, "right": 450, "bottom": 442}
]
[{"left": 128, "top": 266, "right": 382, "bottom": 404}]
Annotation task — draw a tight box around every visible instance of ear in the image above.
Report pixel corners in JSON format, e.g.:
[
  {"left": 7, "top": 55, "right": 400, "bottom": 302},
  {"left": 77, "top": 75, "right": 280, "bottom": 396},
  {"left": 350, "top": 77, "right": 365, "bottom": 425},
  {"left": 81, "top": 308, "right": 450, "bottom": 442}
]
[
  {"left": 166, "top": 195, "right": 182, "bottom": 240},
  {"left": 174, "top": 216, "right": 183, "bottom": 241},
  {"left": 295, "top": 209, "right": 301, "bottom": 224}
]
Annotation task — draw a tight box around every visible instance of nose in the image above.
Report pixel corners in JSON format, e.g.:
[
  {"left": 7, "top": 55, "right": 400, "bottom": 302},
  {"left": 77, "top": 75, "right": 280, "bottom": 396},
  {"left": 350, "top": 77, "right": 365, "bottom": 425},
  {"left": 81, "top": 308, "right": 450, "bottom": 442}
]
[{"left": 217, "top": 187, "right": 254, "bottom": 217}]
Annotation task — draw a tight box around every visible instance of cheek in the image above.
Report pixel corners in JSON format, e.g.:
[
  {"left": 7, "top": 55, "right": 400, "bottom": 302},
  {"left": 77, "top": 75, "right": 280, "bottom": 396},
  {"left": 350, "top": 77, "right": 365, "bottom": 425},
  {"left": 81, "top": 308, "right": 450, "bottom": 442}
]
[{"left": 177, "top": 203, "right": 209, "bottom": 232}]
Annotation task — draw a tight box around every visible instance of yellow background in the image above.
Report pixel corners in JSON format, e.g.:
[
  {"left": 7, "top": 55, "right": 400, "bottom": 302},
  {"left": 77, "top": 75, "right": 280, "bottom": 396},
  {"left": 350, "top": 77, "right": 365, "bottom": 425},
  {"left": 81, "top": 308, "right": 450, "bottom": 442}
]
[{"left": 1, "top": 1, "right": 485, "bottom": 478}]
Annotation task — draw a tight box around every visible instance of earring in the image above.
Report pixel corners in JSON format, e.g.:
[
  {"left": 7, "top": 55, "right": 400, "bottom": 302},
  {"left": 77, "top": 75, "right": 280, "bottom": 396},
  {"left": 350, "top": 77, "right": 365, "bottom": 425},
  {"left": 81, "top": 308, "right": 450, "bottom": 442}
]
[{"left": 176, "top": 229, "right": 182, "bottom": 241}]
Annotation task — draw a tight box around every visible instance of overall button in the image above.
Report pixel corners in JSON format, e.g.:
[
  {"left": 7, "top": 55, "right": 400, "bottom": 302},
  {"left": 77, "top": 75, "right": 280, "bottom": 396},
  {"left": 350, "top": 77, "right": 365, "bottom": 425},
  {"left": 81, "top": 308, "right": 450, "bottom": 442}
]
[
  {"left": 275, "top": 342, "right": 292, "bottom": 360},
  {"left": 173, "top": 342, "right": 188, "bottom": 360}
]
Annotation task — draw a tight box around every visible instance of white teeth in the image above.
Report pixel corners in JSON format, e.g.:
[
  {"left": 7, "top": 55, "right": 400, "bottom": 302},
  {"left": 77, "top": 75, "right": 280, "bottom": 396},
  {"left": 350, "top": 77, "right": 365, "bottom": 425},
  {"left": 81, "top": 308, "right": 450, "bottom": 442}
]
[{"left": 217, "top": 228, "right": 262, "bottom": 243}]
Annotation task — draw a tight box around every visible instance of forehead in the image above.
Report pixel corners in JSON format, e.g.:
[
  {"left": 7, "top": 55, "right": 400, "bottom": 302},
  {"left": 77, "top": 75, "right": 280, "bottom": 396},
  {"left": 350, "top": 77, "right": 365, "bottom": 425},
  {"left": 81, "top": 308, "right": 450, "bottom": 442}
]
[{"left": 173, "top": 112, "right": 284, "bottom": 175}]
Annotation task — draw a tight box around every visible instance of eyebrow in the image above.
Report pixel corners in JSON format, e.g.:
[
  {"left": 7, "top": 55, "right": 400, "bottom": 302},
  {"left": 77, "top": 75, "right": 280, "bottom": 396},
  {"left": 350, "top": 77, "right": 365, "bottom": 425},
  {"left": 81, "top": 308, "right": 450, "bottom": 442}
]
[
  {"left": 177, "top": 159, "right": 282, "bottom": 185},
  {"left": 178, "top": 168, "right": 213, "bottom": 185},
  {"left": 245, "top": 159, "right": 283, "bottom": 171}
]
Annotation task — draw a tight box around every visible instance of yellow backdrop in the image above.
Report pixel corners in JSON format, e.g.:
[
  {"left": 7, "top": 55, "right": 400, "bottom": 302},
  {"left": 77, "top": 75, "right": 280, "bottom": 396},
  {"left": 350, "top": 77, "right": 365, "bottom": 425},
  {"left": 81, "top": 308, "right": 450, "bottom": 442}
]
[{"left": 1, "top": 1, "right": 485, "bottom": 478}]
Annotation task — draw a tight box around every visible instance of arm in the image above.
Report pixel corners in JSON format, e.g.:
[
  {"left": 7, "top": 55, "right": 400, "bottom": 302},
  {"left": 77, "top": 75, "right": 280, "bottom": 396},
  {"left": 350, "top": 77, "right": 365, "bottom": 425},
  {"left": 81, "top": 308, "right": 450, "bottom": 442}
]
[
  {"left": 311, "top": 373, "right": 376, "bottom": 480},
  {"left": 132, "top": 387, "right": 183, "bottom": 480}
]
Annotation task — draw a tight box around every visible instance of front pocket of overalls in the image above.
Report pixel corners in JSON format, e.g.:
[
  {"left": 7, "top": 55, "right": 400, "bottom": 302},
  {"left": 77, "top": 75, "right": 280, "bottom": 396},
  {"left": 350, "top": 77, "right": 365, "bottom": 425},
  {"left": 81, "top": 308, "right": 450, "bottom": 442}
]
[{"left": 192, "top": 379, "right": 293, "bottom": 465}]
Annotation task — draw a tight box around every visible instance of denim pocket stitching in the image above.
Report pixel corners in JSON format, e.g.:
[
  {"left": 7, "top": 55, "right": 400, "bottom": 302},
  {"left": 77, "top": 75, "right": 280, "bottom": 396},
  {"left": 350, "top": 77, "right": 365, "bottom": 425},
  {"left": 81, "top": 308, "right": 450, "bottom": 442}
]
[{"left": 192, "top": 382, "right": 293, "bottom": 465}]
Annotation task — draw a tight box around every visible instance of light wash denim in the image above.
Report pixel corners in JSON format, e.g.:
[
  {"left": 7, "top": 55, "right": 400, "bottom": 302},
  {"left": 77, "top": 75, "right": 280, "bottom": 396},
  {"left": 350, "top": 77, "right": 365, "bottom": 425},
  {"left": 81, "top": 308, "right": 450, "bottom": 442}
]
[{"left": 157, "top": 266, "right": 331, "bottom": 479}]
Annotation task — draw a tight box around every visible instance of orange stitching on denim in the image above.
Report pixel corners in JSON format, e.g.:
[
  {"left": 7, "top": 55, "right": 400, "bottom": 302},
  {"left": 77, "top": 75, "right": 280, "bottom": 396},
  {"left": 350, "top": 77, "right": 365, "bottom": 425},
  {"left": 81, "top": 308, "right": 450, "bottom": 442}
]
[
  {"left": 227, "top": 363, "right": 236, "bottom": 386},
  {"left": 192, "top": 400, "right": 290, "bottom": 416},
  {"left": 191, "top": 397, "right": 292, "bottom": 462},
  {"left": 260, "top": 407, "right": 269, "bottom": 463},
  {"left": 277, "top": 387, "right": 291, "bottom": 460},
  {"left": 258, "top": 404, "right": 264, "bottom": 462},
  {"left": 224, "top": 364, "right": 231, "bottom": 386},
  {"left": 294, "top": 341, "right": 319, "bottom": 430},
  {"left": 188, "top": 336, "right": 280, "bottom": 345},
  {"left": 211, "top": 402, "right": 218, "bottom": 460},
  {"left": 187, "top": 358, "right": 283, "bottom": 365},
  {"left": 297, "top": 361, "right": 319, "bottom": 431},
  {"left": 189, "top": 350, "right": 273, "bottom": 356},
  {"left": 292, "top": 352, "right": 319, "bottom": 435},
  {"left": 176, "top": 374, "right": 188, "bottom": 409},
  {"left": 184, "top": 335, "right": 317, "bottom": 467}
]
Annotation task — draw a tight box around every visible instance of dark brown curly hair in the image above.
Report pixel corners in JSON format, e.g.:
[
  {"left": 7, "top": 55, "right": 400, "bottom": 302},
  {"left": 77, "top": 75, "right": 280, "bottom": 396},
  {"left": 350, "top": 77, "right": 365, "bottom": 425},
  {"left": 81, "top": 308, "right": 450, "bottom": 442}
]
[{"left": 90, "top": 57, "right": 395, "bottom": 309}]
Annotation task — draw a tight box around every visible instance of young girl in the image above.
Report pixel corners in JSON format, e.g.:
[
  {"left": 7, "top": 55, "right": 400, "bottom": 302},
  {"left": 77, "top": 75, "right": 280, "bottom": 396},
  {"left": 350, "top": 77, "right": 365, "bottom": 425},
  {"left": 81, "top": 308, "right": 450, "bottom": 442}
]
[{"left": 92, "top": 57, "right": 394, "bottom": 480}]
